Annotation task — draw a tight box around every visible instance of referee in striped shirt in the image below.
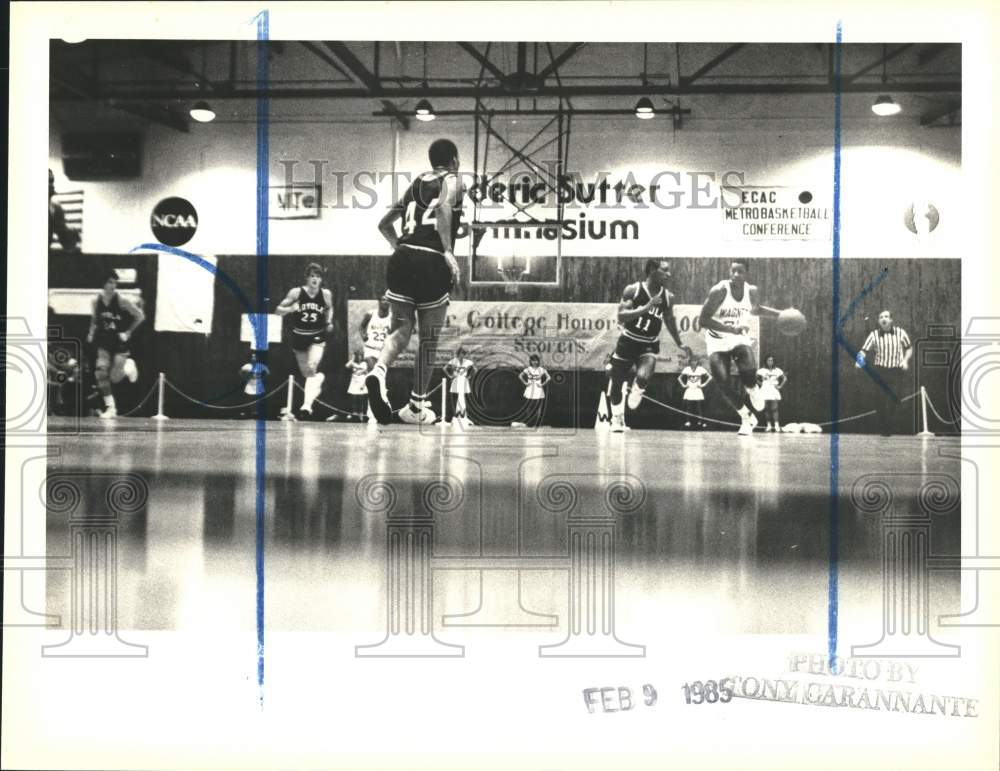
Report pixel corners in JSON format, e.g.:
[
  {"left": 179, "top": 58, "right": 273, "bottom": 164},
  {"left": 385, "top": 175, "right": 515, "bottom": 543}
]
[{"left": 855, "top": 309, "right": 913, "bottom": 435}]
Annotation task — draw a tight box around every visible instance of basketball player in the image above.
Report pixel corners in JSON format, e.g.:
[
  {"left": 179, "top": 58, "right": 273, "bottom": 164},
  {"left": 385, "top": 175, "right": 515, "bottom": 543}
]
[
  {"left": 698, "top": 258, "right": 781, "bottom": 435},
  {"left": 607, "top": 259, "right": 691, "bottom": 433},
  {"left": 359, "top": 294, "right": 392, "bottom": 370},
  {"left": 276, "top": 263, "right": 333, "bottom": 420},
  {"left": 367, "top": 138, "right": 463, "bottom": 424},
  {"left": 86, "top": 270, "right": 144, "bottom": 419}
]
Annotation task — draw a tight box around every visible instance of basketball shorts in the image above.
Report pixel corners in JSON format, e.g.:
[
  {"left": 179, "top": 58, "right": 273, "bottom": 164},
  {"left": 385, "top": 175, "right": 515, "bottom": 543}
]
[
  {"left": 385, "top": 245, "right": 452, "bottom": 310},
  {"left": 291, "top": 330, "right": 325, "bottom": 351},
  {"left": 705, "top": 329, "right": 754, "bottom": 356},
  {"left": 612, "top": 335, "right": 659, "bottom": 363},
  {"left": 94, "top": 333, "right": 128, "bottom": 356}
]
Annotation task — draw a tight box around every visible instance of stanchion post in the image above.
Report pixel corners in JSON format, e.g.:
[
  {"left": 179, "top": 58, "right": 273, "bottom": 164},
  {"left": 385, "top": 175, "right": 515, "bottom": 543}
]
[
  {"left": 440, "top": 377, "right": 448, "bottom": 429},
  {"left": 918, "top": 385, "right": 935, "bottom": 437},
  {"left": 281, "top": 374, "right": 296, "bottom": 421},
  {"left": 152, "top": 372, "right": 169, "bottom": 421}
]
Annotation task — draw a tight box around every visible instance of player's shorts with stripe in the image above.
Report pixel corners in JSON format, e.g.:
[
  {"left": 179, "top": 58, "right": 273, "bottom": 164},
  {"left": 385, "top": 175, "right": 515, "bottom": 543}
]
[
  {"left": 612, "top": 334, "right": 659, "bottom": 363},
  {"left": 385, "top": 244, "right": 452, "bottom": 310}
]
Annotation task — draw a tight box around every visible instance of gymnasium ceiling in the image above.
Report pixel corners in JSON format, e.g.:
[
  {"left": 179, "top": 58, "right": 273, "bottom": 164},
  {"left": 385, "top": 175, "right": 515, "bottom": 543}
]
[{"left": 49, "top": 41, "right": 962, "bottom": 132}]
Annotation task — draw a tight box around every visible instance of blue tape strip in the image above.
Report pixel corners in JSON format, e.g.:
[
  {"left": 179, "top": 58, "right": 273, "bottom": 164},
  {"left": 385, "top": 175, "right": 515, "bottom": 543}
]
[
  {"left": 828, "top": 21, "right": 843, "bottom": 673},
  {"left": 255, "top": 9, "right": 270, "bottom": 707}
]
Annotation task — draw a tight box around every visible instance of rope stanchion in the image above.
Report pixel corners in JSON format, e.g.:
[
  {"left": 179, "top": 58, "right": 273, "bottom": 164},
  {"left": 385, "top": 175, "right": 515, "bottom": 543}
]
[
  {"left": 281, "top": 375, "right": 296, "bottom": 421},
  {"left": 440, "top": 377, "right": 448, "bottom": 429},
  {"left": 922, "top": 388, "right": 958, "bottom": 426},
  {"left": 918, "top": 386, "right": 935, "bottom": 436},
  {"left": 152, "top": 372, "right": 168, "bottom": 421}
]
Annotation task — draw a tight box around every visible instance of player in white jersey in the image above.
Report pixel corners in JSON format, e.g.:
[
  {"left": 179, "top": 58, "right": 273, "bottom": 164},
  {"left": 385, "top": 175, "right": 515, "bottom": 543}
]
[
  {"left": 360, "top": 295, "right": 392, "bottom": 370},
  {"left": 698, "top": 258, "right": 781, "bottom": 435}
]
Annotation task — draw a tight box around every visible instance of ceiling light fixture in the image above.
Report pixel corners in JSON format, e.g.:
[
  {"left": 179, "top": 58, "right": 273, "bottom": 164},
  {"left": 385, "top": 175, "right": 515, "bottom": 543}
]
[
  {"left": 871, "top": 44, "right": 901, "bottom": 117},
  {"left": 414, "top": 99, "right": 436, "bottom": 122},
  {"left": 634, "top": 97, "right": 655, "bottom": 119},
  {"left": 189, "top": 101, "right": 216, "bottom": 123},
  {"left": 871, "top": 95, "right": 901, "bottom": 116}
]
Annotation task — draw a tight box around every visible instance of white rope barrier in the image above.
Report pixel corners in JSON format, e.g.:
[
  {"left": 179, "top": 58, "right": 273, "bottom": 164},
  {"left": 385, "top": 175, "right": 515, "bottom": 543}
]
[
  {"left": 922, "top": 387, "right": 958, "bottom": 425},
  {"left": 115, "top": 381, "right": 160, "bottom": 418},
  {"left": 105, "top": 367, "right": 959, "bottom": 436},
  {"left": 162, "top": 376, "right": 289, "bottom": 410},
  {"left": 302, "top": 376, "right": 445, "bottom": 419},
  {"left": 643, "top": 387, "right": 931, "bottom": 431}
]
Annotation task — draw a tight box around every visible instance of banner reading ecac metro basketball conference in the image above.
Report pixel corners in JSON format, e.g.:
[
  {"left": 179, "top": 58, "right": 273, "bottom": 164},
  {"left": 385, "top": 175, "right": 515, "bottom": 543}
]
[
  {"left": 721, "top": 185, "right": 832, "bottom": 241},
  {"left": 348, "top": 300, "right": 758, "bottom": 372}
]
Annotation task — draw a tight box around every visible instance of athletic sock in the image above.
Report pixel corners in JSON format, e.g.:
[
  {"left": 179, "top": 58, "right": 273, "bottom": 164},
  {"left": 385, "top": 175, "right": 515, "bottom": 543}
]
[
  {"left": 738, "top": 405, "right": 751, "bottom": 421},
  {"left": 103, "top": 395, "right": 115, "bottom": 408},
  {"left": 302, "top": 373, "right": 325, "bottom": 410},
  {"left": 409, "top": 391, "right": 428, "bottom": 412}
]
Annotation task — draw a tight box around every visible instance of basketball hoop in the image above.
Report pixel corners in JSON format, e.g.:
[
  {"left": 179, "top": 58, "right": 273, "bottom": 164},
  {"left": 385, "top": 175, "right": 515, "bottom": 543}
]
[{"left": 499, "top": 266, "right": 523, "bottom": 296}]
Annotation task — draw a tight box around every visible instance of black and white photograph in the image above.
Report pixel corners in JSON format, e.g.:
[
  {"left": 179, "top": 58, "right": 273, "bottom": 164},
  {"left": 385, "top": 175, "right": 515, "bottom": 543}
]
[{"left": 4, "top": 2, "right": 999, "bottom": 770}]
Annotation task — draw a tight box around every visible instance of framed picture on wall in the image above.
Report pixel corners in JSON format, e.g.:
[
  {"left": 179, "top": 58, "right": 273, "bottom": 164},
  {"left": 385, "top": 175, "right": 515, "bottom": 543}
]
[{"left": 269, "top": 183, "right": 322, "bottom": 219}]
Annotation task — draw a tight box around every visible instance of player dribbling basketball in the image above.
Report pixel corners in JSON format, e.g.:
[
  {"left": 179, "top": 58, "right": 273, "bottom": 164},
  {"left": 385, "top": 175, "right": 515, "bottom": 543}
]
[
  {"left": 698, "top": 258, "right": 781, "bottom": 435},
  {"left": 607, "top": 259, "right": 691, "bottom": 433},
  {"left": 276, "top": 263, "right": 333, "bottom": 420}
]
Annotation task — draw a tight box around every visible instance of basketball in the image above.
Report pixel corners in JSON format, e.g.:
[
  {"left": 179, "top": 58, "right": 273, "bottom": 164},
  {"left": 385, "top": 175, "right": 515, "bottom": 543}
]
[{"left": 777, "top": 308, "right": 807, "bottom": 336}]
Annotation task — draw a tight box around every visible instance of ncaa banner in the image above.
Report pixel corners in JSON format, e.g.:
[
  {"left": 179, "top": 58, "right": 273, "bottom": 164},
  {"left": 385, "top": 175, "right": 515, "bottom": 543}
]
[{"left": 347, "top": 300, "right": 758, "bottom": 372}]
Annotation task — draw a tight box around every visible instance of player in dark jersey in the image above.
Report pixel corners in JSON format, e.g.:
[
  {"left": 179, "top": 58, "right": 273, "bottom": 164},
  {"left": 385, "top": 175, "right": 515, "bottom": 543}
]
[
  {"left": 276, "top": 263, "right": 334, "bottom": 419},
  {"left": 367, "top": 138, "right": 464, "bottom": 425},
  {"left": 86, "top": 270, "right": 145, "bottom": 418},
  {"left": 607, "top": 259, "right": 690, "bottom": 432}
]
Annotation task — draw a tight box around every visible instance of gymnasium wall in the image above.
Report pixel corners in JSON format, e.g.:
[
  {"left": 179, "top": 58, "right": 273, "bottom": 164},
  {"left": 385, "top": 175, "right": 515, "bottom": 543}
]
[
  {"left": 49, "top": 252, "right": 961, "bottom": 432},
  {"left": 48, "top": 103, "right": 961, "bottom": 430},
  {"left": 49, "top": 111, "right": 960, "bottom": 259}
]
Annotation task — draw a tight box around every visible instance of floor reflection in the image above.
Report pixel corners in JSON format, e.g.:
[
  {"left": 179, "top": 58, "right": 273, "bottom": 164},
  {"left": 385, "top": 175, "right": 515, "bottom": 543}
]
[{"left": 46, "top": 435, "right": 961, "bottom": 637}]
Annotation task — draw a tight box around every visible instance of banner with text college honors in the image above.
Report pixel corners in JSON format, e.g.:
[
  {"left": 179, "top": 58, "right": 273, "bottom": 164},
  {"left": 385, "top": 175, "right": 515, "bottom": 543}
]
[{"left": 348, "top": 300, "right": 759, "bottom": 372}]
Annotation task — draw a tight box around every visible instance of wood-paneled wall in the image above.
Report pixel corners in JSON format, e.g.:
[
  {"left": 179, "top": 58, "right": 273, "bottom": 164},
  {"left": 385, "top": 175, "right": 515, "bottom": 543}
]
[{"left": 50, "top": 252, "right": 961, "bottom": 432}]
